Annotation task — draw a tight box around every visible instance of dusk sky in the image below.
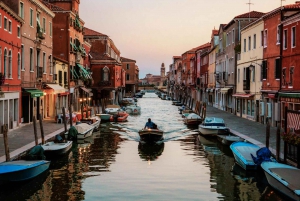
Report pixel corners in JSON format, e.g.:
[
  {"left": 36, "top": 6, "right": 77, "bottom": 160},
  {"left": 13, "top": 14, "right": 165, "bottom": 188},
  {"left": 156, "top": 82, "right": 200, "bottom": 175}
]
[{"left": 80, "top": 0, "right": 296, "bottom": 78}]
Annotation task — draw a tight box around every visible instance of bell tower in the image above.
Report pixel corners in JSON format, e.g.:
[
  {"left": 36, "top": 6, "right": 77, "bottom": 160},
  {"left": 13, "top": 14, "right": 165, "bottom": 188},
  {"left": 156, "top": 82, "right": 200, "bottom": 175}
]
[{"left": 161, "top": 63, "right": 165, "bottom": 78}]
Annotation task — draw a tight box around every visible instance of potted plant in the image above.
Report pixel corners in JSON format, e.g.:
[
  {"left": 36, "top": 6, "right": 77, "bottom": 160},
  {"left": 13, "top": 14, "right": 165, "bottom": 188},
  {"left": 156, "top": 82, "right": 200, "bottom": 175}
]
[{"left": 281, "top": 129, "right": 300, "bottom": 146}]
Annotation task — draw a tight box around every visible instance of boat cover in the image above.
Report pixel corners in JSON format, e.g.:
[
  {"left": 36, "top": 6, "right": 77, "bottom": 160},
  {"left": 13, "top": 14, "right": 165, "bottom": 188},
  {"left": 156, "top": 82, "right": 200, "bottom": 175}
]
[
  {"left": 74, "top": 123, "right": 93, "bottom": 133},
  {"left": 251, "top": 147, "right": 273, "bottom": 165},
  {"left": 68, "top": 126, "right": 78, "bottom": 140},
  {"left": 186, "top": 113, "right": 201, "bottom": 119},
  {"left": 27, "top": 145, "right": 46, "bottom": 160}
]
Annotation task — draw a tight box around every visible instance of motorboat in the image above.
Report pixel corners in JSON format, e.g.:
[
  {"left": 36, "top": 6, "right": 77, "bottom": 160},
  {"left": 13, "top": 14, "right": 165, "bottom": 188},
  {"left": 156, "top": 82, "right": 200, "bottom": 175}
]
[
  {"left": 96, "top": 113, "right": 111, "bottom": 122},
  {"left": 65, "top": 123, "right": 94, "bottom": 140},
  {"left": 217, "top": 134, "right": 244, "bottom": 146},
  {"left": 135, "top": 92, "right": 143, "bottom": 98},
  {"left": 138, "top": 128, "right": 164, "bottom": 143},
  {"left": 120, "top": 97, "right": 135, "bottom": 106},
  {"left": 110, "top": 111, "right": 129, "bottom": 122},
  {"left": 0, "top": 160, "right": 50, "bottom": 184},
  {"left": 124, "top": 104, "right": 141, "bottom": 115},
  {"left": 80, "top": 116, "right": 101, "bottom": 132},
  {"left": 104, "top": 105, "right": 122, "bottom": 114},
  {"left": 198, "top": 117, "right": 230, "bottom": 135},
  {"left": 184, "top": 113, "right": 202, "bottom": 126},
  {"left": 181, "top": 109, "right": 194, "bottom": 118},
  {"left": 41, "top": 136, "right": 73, "bottom": 158},
  {"left": 261, "top": 161, "right": 300, "bottom": 201}
]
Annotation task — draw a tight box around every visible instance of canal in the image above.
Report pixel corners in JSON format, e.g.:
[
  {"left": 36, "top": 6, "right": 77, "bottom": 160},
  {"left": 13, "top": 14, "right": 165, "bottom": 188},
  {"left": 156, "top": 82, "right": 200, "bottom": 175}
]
[{"left": 0, "top": 92, "right": 289, "bottom": 201}]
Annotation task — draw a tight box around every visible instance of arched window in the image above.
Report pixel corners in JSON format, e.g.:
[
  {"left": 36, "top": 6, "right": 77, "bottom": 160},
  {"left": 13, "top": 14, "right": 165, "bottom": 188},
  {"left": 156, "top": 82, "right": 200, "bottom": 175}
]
[
  {"left": 4, "top": 49, "right": 7, "bottom": 78},
  {"left": 8, "top": 50, "right": 12, "bottom": 78},
  {"left": 18, "top": 53, "right": 21, "bottom": 78},
  {"left": 103, "top": 66, "right": 109, "bottom": 81}
]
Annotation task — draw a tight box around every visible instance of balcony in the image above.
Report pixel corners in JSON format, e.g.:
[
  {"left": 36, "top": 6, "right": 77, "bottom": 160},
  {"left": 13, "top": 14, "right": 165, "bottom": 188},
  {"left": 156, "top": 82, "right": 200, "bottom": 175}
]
[
  {"left": 37, "top": 66, "right": 43, "bottom": 78},
  {"left": 243, "top": 79, "right": 250, "bottom": 91},
  {"left": 99, "top": 81, "right": 112, "bottom": 86}
]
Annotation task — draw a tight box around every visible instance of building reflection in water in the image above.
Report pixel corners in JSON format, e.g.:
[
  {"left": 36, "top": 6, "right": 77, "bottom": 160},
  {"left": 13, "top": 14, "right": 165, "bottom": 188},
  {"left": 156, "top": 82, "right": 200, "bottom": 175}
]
[{"left": 138, "top": 142, "right": 165, "bottom": 161}]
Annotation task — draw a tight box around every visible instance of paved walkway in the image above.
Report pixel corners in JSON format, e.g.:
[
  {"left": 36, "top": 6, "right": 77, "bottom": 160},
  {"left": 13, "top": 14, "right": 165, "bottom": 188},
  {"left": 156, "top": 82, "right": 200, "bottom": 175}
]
[
  {"left": 0, "top": 105, "right": 284, "bottom": 163},
  {"left": 0, "top": 119, "right": 69, "bottom": 162}
]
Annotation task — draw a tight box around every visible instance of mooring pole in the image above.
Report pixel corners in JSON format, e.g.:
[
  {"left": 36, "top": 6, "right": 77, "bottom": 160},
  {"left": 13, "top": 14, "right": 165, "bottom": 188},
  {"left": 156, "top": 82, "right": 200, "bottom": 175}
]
[
  {"left": 266, "top": 118, "right": 270, "bottom": 148},
  {"left": 39, "top": 114, "right": 45, "bottom": 144},
  {"left": 33, "top": 116, "right": 38, "bottom": 145},
  {"left": 3, "top": 124, "right": 10, "bottom": 161}
]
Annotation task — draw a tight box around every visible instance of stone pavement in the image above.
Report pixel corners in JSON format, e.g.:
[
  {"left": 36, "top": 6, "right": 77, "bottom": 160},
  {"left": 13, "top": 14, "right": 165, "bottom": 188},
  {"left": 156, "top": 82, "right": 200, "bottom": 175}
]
[
  {"left": 205, "top": 105, "right": 284, "bottom": 158},
  {"left": 0, "top": 119, "right": 69, "bottom": 162},
  {"left": 0, "top": 105, "right": 284, "bottom": 163}
]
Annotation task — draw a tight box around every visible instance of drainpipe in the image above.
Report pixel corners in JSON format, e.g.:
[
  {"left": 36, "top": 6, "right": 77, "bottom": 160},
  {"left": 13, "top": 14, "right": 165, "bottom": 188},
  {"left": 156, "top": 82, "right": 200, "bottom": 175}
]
[{"left": 278, "top": 7, "right": 283, "bottom": 127}]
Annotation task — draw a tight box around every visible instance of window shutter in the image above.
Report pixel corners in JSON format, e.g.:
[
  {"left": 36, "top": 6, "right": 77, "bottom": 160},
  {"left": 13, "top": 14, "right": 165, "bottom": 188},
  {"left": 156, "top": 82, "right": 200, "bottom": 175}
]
[
  {"left": 275, "top": 58, "right": 281, "bottom": 79},
  {"left": 262, "top": 61, "right": 267, "bottom": 79}
]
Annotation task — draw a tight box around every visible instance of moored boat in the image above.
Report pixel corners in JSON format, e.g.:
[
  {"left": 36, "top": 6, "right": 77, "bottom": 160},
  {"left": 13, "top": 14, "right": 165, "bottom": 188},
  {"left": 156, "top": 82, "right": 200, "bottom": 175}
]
[
  {"left": 110, "top": 111, "right": 129, "bottom": 122},
  {"left": 104, "top": 105, "right": 122, "bottom": 114},
  {"left": 0, "top": 160, "right": 50, "bottom": 184},
  {"left": 96, "top": 113, "right": 111, "bottom": 122},
  {"left": 184, "top": 113, "right": 202, "bottom": 125},
  {"left": 65, "top": 123, "right": 94, "bottom": 140},
  {"left": 80, "top": 116, "right": 101, "bottom": 132},
  {"left": 217, "top": 135, "right": 244, "bottom": 145},
  {"left": 198, "top": 117, "right": 230, "bottom": 135},
  {"left": 261, "top": 161, "right": 300, "bottom": 201},
  {"left": 138, "top": 128, "right": 164, "bottom": 143},
  {"left": 41, "top": 140, "right": 73, "bottom": 158}
]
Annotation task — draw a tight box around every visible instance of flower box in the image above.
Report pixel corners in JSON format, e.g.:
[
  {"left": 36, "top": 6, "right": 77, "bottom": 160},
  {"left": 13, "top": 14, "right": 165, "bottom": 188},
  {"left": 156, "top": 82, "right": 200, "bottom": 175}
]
[{"left": 281, "top": 131, "right": 300, "bottom": 146}]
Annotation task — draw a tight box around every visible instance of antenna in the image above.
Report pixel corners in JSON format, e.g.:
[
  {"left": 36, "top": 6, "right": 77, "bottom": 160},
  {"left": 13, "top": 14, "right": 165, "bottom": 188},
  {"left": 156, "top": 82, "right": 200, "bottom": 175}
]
[{"left": 246, "top": 0, "right": 254, "bottom": 22}]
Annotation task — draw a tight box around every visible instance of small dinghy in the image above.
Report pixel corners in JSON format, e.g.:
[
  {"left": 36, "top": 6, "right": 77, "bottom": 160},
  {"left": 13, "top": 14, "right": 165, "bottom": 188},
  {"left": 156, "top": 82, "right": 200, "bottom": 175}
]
[{"left": 41, "top": 135, "right": 73, "bottom": 158}]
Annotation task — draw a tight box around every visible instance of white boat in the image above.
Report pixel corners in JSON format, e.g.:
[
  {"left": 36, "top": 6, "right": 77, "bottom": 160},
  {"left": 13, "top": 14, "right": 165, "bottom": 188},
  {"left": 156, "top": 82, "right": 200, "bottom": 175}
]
[
  {"left": 184, "top": 113, "right": 202, "bottom": 126},
  {"left": 0, "top": 160, "right": 50, "bottom": 184},
  {"left": 217, "top": 134, "right": 244, "bottom": 145},
  {"left": 65, "top": 123, "right": 94, "bottom": 140},
  {"left": 198, "top": 117, "right": 230, "bottom": 135},
  {"left": 41, "top": 140, "right": 73, "bottom": 158},
  {"left": 261, "top": 161, "right": 300, "bottom": 201},
  {"left": 104, "top": 105, "right": 122, "bottom": 114},
  {"left": 125, "top": 104, "right": 141, "bottom": 114},
  {"left": 80, "top": 116, "right": 101, "bottom": 132}
]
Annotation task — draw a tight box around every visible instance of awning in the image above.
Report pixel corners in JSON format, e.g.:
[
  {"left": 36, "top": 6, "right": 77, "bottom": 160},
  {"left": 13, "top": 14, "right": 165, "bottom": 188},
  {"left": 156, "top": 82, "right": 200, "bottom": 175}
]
[
  {"left": 232, "top": 93, "right": 254, "bottom": 98},
  {"left": 24, "top": 89, "right": 44, "bottom": 98},
  {"left": 46, "top": 84, "right": 65, "bottom": 93},
  {"left": 77, "top": 64, "right": 90, "bottom": 79},
  {"left": 80, "top": 87, "right": 93, "bottom": 96},
  {"left": 58, "top": 92, "right": 70, "bottom": 96},
  {"left": 70, "top": 42, "right": 78, "bottom": 51},
  {"left": 220, "top": 87, "right": 232, "bottom": 93},
  {"left": 278, "top": 92, "right": 300, "bottom": 98}
]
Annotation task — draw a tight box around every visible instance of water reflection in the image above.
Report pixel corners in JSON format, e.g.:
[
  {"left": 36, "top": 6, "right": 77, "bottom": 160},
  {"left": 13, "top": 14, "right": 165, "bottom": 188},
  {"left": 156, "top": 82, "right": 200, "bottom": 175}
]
[{"left": 138, "top": 142, "right": 164, "bottom": 161}]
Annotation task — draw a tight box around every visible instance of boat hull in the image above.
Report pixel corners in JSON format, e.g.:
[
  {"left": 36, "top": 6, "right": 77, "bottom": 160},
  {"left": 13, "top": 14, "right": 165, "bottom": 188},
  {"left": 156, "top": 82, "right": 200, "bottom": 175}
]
[
  {"left": 41, "top": 141, "right": 73, "bottom": 157},
  {"left": 230, "top": 142, "right": 259, "bottom": 170},
  {"left": 261, "top": 162, "right": 300, "bottom": 201},
  {"left": 97, "top": 114, "right": 111, "bottom": 121},
  {"left": 0, "top": 160, "right": 50, "bottom": 183},
  {"left": 138, "top": 129, "right": 163, "bottom": 142}
]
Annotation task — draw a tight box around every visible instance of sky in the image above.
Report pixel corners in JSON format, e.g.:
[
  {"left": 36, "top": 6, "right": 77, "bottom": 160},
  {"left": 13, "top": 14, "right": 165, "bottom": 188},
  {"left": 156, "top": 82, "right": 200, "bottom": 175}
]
[{"left": 80, "top": 0, "right": 296, "bottom": 78}]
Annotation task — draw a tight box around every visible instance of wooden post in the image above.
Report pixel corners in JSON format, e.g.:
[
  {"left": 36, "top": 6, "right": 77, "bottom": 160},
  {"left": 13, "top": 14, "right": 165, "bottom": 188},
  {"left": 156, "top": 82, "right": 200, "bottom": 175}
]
[
  {"left": 3, "top": 124, "right": 10, "bottom": 162},
  {"left": 266, "top": 117, "right": 270, "bottom": 148},
  {"left": 81, "top": 104, "right": 84, "bottom": 121},
  {"left": 284, "top": 106, "right": 288, "bottom": 163},
  {"left": 33, "top": 116, "right": 38, "bottom": 145},
  {"left": 62, "top": 107, "right": 67, "bottom": 133},
  {"left": 69, "top": 105, "right": 73, "bottom": 127},
  {"left": 276, "top": 125, "right": 281, "bottom": 162},
  {"left": 39, "top": 114, "right": 45, "bottom": 144},
  {"left": 203, "top": 102, "right": 207, "bottom": 119}
]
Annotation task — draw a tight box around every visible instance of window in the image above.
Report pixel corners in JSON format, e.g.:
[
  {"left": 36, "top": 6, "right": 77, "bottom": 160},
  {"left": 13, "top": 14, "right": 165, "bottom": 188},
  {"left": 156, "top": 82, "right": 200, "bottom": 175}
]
[
  {"left": 289, "top": 67, "right": 294, "bottom": 86},
  {"left": 49, "top": 22, "right": 52, "bottom": 37},
  {"left": 4, "top": 49, "right": 7, "bottom": 78},
  {"left": 283, "top": 29, "right": 287, "bottom": 49},
  {"left": 37, "top": 49, "right": 40, "bottom": 68},
  {"left": 292, "top": 26, "right": 296, "bottom": 48},
  {"left": 252, "top": 67, "right": 255, "bottom": 82},
  {"left": 30, "top": 48, "right": 33, "bottom": 71},
  {"left": 243, "top": 99, "right": 246, "bottom": 114},
  {"left": 126, "top": 74, "right": 130, "bottom": 81},
  {"left": 0, "top": 47, "right": 2, "bottom": 73},
  {"left": 261, "top": 30, "right": 264, "bottom": 47},
  {"left": 103, "top": 66, "right": 109, "bottom": 81},
  {"left": 232, "top": 29, "right": 235, "bottom": 44},
  {"left": 244, "top": 38, "right": 246, "bottom": 52},
  {"left": 4, "top": 17, "right": 7, "bottom": 30},
  {"left": 238, "top": 69, "right": 240, "bottom": 83},
  {"left": 253, "top": 34, "right": 256, "bottom": 49},
  {"left": 43, "top": 18, "right": 45, "bottom": 33},
  {"left": 8, "top": 20, "right": 11, "bottom": 33},
  {"left": 126, "top": 64, "right": 129, "bottom": 70},
  {"left": 8, "top": 50, "right": 12, "bottom": 78},
  {"left": 21, "top": 45, "right": 24, "bottom": 70},
  {"left": 49, "top": 55, "right": 53, "bottom": 74},
  {"left": 226, "top": 33, "right": 229, "bottom": 46},
  {"left": 18, "top": 53, "right": 21, "bottom": 78},
  {"left": 43, "top": 52, "right": 46, "bottom": 73},
  {"left": 264, "top": 30, "right": 268, "bottom": 47},
  {"left": 282, "top": 68, "right": 286, "bottom": 85},
  {"left": 30, "top": 8, "right": 33, "bottom": 27},
  {"left": 17, "top": 26, "right": 20, "bottom": 37},
  {"left": 275, "top": 58, "right": 281, "bottom": 79},
  {"left": 19, "top": 2, "right": 24, "bottom": 19},
  {"left": 59, "top": 70, "right": 62, "bottom": 85},
  {"left": 64, "top": 71, "right": 67, "bottom": 85},
  {"left": 277, "top": 25, "right": 280, "bottom": 44},
  {"left": 0, "top": 14, "right": 2, "bottom": 28},
  {"left": 248, "top": 36, "right": 251, "bottom": 50},
  {"left": 262, "top": 60, "right": 267, "bottom": 80}
]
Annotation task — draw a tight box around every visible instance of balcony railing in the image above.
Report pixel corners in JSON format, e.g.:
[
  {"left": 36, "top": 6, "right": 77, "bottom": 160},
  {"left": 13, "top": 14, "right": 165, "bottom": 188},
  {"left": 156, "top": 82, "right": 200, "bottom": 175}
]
[
  {"left": 37, "top": 66, "right": 43, "bottom": 78},
  {"left": 243, "top": 79, "right": 250, "bottom": 91}
]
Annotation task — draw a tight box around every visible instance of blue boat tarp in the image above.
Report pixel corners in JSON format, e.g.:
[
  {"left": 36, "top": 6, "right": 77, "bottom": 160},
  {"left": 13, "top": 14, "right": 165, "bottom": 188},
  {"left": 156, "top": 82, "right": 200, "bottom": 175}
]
[{"left": 251, "top": 147, "right": 273, "bottom": 165}]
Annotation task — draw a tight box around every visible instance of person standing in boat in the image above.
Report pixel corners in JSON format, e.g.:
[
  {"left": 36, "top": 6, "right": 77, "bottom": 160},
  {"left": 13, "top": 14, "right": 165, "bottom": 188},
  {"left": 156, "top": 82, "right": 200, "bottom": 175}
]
[{"left": 144, "top": 118, "right": 156, "bottom": 129}]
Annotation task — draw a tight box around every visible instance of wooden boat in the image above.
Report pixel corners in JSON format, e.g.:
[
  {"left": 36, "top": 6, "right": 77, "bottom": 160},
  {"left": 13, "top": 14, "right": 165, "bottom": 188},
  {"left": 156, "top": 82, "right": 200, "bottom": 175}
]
[
  {"left": 104, "top": 105, "right": 121, "bottom": 114},
  {"left": 110, "top": 111, "right": 129, "bottom": 122},
  {"left": 138, "top": 128, "right": 164, "bottom": 143},
  {"left": 230, "top": 141, "right": 261, "bottom": 171},
  {"left": 217, "top": 134, "right": 244, "bottom": 145},
  {"left": 261, "top": 161, "right": 300, "bottom": 201},
  {"left": 0, "top": 160, "right": 50, "bottom": 184},
  {"left": 65, "top": 123, "right": 94, "bottom": 140},
  {"left": 41, "top": 139, "right": 72, "bottom": 158},
  {"left": 96, "top": 113, "right": 111, "bottom": 121},
  {"left": 198, "top": 117, "right": 230, "bottom": 135},
  {"left": 184, "top": 113, "right": 202, "bottom": 125},
  {"left": 80, "top": 116, "right": 101, "bottom": 132}
]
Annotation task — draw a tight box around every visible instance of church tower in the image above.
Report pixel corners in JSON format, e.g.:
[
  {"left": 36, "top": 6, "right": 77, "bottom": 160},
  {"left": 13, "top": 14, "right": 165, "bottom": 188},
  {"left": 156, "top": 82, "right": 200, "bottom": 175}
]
[{"left": 161, "top": 63, "right": 165, "bottom": 78}]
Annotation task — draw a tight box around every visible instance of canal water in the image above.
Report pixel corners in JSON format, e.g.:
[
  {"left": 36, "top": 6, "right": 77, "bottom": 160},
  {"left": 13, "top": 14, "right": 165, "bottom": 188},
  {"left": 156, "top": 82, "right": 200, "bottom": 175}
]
[{"left": 0, "top": 93, "right": 290, "bottom": 201}]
